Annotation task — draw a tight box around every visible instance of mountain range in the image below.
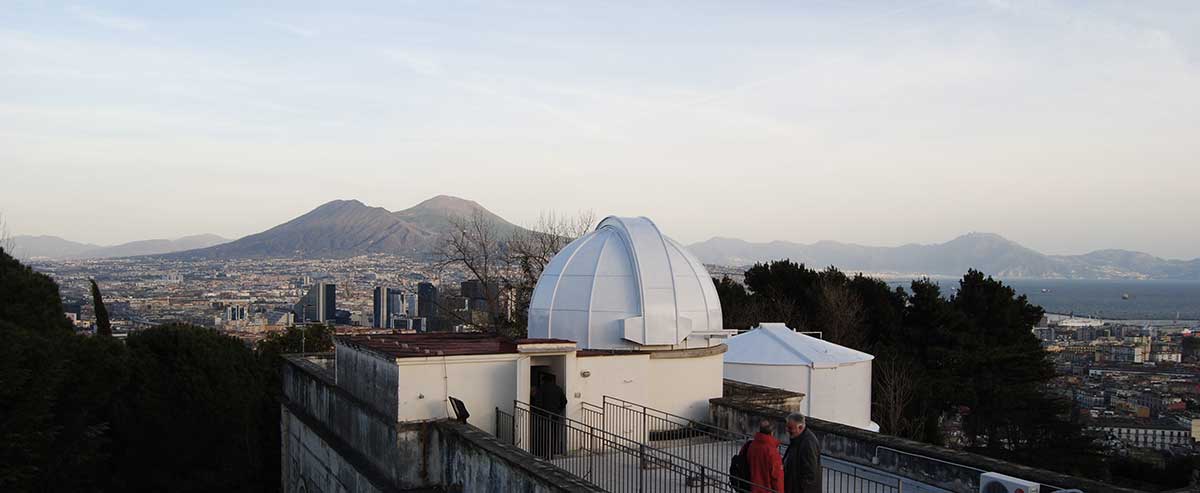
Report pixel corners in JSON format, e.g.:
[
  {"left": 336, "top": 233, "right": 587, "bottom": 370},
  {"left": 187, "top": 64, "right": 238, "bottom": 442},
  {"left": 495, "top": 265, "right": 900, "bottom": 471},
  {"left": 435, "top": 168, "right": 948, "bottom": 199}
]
[
  {"left": 9, "top": 234, "right": 228, "bottom": 260},
  {"left": 12, "top": 195, "right": 1199, "bottom": 280},
  {"left": 163, "top": 195, "right": 519, "bottom": 260},
  {"left": 686, "top": 234, "right": 1200, "bottom": 280}
]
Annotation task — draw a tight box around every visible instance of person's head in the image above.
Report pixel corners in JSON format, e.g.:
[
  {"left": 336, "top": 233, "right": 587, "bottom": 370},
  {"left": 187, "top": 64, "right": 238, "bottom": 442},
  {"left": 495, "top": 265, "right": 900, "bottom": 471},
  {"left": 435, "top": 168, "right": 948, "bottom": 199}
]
[
  {"left": 785, "top": 413, "right": 806, "bottom": 437},
  {"left": 758, "top": 419, "right": 774, "bottom": 436}
]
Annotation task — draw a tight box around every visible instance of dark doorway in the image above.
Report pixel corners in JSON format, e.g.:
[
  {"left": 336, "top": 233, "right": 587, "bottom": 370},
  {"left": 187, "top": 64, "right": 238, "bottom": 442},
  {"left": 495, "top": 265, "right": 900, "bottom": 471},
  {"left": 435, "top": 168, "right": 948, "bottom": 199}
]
[{"left": 529, "top": 367, "right": 566, "bottom": 458}]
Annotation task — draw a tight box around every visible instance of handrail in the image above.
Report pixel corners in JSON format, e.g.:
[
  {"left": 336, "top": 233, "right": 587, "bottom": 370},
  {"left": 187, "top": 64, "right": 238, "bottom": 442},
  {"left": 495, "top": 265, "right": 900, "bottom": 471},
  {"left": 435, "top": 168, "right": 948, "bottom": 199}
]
[
  {"left": 602, "top": 395, "right": 748, "bottom": 441},
  {"left": 512, "top": 400, "right": 777, "bottom": 493}
]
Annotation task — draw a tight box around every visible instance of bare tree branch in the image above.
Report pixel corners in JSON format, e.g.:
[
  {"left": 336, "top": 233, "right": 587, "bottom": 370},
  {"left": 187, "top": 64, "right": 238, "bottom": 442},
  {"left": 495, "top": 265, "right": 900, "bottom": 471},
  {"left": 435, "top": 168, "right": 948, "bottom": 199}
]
[
  {"left": 875, "top": 352, "right": 918, "bottom": 437},
  {"left": 815, "top": 280, "right": 865, "bottom": 349}
]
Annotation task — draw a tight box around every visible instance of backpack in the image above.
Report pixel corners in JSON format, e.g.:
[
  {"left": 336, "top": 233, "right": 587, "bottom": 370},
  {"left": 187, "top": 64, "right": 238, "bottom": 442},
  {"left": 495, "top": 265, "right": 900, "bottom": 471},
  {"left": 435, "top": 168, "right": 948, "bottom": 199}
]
[{"left": 729, "top": 440, "right": 752, "bottom": 493}]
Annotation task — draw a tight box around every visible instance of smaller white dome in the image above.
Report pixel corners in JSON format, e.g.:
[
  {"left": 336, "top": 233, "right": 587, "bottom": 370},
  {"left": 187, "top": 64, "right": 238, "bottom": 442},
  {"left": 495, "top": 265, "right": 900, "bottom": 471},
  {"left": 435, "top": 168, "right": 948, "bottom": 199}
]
[
  {"left": 724, "top": 323, "right": 873, "bottom": 368},
  {"left": 527, "top": 216, "right": 722, "bottom": 350}
]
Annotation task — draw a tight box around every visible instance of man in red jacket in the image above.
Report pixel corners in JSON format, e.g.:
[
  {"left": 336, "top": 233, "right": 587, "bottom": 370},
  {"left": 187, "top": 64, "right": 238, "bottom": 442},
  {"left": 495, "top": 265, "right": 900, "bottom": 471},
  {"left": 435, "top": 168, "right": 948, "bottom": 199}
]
[{"left": 745, "top": 419, "right": 785, "bottom": 493}]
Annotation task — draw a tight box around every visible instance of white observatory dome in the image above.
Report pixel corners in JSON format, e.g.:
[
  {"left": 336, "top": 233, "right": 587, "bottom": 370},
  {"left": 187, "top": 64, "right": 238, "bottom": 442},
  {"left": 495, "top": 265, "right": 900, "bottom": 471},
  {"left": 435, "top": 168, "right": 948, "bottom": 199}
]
[{"left": 527, "top": 216, "right": 723, "bottom": 350}]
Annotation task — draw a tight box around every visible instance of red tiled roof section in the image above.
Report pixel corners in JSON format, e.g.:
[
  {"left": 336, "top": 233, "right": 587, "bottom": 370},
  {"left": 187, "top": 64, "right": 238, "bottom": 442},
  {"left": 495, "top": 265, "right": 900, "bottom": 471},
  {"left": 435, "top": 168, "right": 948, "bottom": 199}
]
[{"left": 337, "top": 332, "right": 520, "bottom": 358}]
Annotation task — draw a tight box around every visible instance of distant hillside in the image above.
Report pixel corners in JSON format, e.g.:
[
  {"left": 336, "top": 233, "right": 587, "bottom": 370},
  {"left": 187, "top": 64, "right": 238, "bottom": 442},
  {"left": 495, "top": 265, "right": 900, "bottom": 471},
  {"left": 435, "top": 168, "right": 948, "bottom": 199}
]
[
  {"left": 11, "top": 234, "right": 227, "bottom": 259},
  {"left": 688, "top": 233, "right": 1200, "bottom": 280},
  {"left": 9, "top": 235, "right": 99, "bottom": 259},
  {"left": 167, "top": 195, "right": 521, "bottom": 259}
]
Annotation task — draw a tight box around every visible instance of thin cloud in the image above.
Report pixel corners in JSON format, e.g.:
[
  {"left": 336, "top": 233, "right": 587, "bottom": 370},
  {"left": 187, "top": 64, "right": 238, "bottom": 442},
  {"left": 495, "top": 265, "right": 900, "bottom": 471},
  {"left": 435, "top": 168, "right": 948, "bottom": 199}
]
[
  {"left": 66, "top": 5, "right": 146, "bottom": 32},
  {"left": 264, "top": 20, "right": 318, "bottom": 38}
]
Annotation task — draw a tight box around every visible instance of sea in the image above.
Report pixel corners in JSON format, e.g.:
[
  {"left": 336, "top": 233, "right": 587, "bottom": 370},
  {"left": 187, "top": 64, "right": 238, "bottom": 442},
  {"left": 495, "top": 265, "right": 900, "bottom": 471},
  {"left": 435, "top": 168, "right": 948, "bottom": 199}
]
[{"left": 883, "top": 278, "right": 1200, "bottom": 323}]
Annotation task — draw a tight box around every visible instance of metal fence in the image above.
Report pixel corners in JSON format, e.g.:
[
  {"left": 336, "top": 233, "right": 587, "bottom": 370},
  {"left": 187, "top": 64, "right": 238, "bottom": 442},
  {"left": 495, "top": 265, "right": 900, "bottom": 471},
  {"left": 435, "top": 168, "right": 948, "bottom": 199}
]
[
  {"left": 598, "top": 396, "right": 900, "bottom": 493},
  {"left": 496, "top": 401, "right": 772, "bottom": 493},
  {"left": 601, "top": 396, "right": 745, "bottom": 471}
]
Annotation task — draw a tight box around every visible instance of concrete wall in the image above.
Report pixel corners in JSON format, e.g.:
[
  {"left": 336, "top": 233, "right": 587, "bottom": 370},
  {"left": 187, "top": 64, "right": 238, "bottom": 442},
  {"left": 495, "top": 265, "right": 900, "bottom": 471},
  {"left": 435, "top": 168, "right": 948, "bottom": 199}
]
[
  {"left": 283, "top": 355, "right": 427, "bottom": 491},
  {"left": 282, "top": 406, "right": 387, "bottom": 493},
  {"left": 335, "top": 342, "right": 400, "bottom": 420},
  {"left": 433, "top": 421, "right": 602, "bottom": 493},
  {"left": 282, "top": 355, "right": 603, "bottom": 493}
]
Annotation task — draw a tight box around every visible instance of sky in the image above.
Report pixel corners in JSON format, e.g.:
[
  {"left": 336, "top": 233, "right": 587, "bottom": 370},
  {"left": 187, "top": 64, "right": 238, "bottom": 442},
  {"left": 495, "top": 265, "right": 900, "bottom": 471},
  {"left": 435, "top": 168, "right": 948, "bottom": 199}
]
[{"left": 2, "top": 1, "right": 1198, "bottom": 258}]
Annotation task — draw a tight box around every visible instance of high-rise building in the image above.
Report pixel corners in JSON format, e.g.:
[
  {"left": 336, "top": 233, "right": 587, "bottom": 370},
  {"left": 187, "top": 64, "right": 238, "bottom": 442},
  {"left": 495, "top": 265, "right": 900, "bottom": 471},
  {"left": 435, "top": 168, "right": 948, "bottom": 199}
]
[
  {"left": 417, "top": 282, "right": 438, "bottom": 328},
  {"left": 373, "top": 286, "right": 405, "bottom": 329},
  {"left": 294, "top": 282, "right": 336, "bottom": 323},
  {"left": 407, "top": 293, "right": 419, "bottom": 318}
]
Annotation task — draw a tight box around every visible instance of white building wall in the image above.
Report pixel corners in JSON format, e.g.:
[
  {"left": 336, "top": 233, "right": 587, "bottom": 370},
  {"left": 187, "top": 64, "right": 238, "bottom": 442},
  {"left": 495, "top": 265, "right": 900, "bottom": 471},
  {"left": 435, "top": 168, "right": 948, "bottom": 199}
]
[
  {"left": 724, "top": 360, "right": 876, "bottom": 431},
  {"left": 808, "top": 361, "right": 873, "bottom": 431},
  {"left": 645, "top": 352, "right": 726, "bottom": 422},
  {"left": 577, "top": 354, "right": 651, "bottom": 409},
  {"left": 395, "top": 355, "right": 520, "bottom": 435}
]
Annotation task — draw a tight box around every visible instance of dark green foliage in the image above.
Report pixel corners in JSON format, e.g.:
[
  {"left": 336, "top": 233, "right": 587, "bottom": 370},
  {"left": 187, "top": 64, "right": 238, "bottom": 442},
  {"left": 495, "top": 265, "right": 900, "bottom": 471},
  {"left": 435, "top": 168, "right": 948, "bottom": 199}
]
[
  {"left": 90, "top": 279, "right": 112, "bottom": 337},
  {"left": 0, "top": 248, "right": 127, "bottom": 491},
  {"left": 0, "top": 247, "right": 71, "bottom": 334},
  {"left": 110, "top": 324, "right": 275, "bottom": 492},
  {"left": 1108, "top": 455, "right": 1200, "bottom": 491},
  {"left": 715, "top": 261, "right": 1106, "bottom": 478},
  {"left": 257, "top": 323, "right": 333, "bottom": 359},
  {"left": 1, "top": 248, "right": 282, "bottom": 492}
]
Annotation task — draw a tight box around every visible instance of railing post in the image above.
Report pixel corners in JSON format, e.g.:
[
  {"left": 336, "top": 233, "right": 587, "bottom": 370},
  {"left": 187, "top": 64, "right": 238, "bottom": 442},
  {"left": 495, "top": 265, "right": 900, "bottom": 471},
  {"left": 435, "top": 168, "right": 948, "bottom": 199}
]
[{"left": 638, "top": 443, "right": 646, "bottom": 492}]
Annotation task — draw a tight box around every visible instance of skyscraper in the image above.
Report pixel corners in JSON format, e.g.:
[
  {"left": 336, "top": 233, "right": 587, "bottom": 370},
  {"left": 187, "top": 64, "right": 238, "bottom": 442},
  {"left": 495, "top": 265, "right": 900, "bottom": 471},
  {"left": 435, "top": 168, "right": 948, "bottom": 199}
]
[
  {"left": 417, "top": 282, "right": 438, "bottom": 328},
  {"left": 294, "top": 282, "right": 336, "bottom": 323},
  {"left": 373, "top": 286, "right": 405, "bottom": 329}
]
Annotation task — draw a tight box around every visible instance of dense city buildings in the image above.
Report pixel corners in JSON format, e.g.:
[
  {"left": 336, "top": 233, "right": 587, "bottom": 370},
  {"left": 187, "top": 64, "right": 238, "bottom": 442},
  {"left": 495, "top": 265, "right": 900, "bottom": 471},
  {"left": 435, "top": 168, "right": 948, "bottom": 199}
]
[
  {"left": 24, "top": 254, "right": 475, "bottom": 343},
  {"left": 1038, "top": 314, "right": 1200, "bottom": 462}
]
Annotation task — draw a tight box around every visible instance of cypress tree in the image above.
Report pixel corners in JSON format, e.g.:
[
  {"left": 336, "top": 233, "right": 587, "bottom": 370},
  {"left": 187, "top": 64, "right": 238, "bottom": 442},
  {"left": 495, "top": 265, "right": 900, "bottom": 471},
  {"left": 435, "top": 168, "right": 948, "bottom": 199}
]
[{"left": 90, "top": 279, "right": 111, "bottom": 337}]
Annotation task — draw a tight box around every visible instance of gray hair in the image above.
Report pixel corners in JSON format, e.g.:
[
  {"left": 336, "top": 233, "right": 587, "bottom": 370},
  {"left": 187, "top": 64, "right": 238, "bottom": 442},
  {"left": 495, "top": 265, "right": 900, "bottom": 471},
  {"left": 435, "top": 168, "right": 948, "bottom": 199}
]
[{"left": 786, "top": 413, "right": 806, "bottom": 426}]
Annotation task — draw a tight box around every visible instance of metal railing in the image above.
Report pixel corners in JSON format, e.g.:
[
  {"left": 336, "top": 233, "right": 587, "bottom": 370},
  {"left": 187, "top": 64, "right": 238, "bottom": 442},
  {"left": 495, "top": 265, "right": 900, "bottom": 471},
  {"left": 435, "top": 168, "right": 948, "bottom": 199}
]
[
  {"left": 598, "top": 396, "right": 900, "bottom": 493},
  {"left": 601, "top": 395, "right": 745, "bottom": 470},
  {"left": 496, "top": 401, "right": 773, "bottom": 492}
]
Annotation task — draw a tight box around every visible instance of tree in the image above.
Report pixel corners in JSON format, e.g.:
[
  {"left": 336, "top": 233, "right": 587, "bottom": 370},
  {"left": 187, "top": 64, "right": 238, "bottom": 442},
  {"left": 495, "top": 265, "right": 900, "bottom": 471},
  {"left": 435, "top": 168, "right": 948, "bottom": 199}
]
[
  {"left": 436, "top": 209, "right": 594, "bottom": 337},
  {"left": 874, "top": 351, "right": 922, "bottom": 439},
  {"left": 814, "top": 271, "right": 865, "bottom": 349},
  {"left": 90, "top": 279, "right": 112, "bottom": 337},
  {"left": 257, "top": 324, "right": 333, "bottom": 358},
  {"left": 111, "top": 324, "right": 276, "bottom": 492},
  {"left": 0, "top": 247, "right": 126, "bottom": 491},
  {"left": 507, "top": 211, "right": 594, "bottom": 331},
  {"left": 436, "top": 208, "right": 510, "bottom": 332},
  {"left": 0, "top": 246, "right": 72, "bottom": 334}
]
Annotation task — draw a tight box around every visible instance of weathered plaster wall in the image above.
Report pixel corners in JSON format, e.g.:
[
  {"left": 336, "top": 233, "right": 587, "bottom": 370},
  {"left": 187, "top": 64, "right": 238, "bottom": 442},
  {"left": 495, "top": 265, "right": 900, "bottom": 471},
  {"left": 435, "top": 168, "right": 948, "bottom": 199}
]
[
  {"left": 282, "top": 354, "right": 603, "bottom": 493},
  {"left": 335, "top": 342, "right": 400, "bottom": 420}
]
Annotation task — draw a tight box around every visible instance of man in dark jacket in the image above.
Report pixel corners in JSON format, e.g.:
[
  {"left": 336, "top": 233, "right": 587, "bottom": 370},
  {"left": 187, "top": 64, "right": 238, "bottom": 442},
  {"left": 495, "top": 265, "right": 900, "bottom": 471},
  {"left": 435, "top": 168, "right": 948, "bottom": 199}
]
[
  {"left": 745, "top": 419, "right": 784, "bottom": 493},
  {"left": 782, "top": 413, "right": 821, "bottom": 493}
]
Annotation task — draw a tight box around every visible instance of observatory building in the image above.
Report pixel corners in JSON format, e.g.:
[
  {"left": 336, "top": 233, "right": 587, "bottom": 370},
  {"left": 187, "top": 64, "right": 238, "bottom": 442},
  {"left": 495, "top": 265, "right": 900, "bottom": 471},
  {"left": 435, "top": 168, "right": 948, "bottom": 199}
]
[{"left": 724, "top": 323, "right": 879, "bottom": 431}]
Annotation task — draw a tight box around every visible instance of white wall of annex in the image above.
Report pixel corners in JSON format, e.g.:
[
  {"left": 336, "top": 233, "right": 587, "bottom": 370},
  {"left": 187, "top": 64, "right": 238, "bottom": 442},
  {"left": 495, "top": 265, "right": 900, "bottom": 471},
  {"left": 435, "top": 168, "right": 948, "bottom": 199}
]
[
  {"left": 645, "top": 352, "right": 725, "bottom": 422},
  {"left": 395, "top": 356, "right": 519, "bottom": 435}
]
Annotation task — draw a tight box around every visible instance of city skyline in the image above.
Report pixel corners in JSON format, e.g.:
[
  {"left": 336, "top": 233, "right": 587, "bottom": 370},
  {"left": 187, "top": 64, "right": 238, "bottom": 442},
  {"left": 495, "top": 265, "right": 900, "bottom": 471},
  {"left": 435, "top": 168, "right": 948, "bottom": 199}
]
[{"left": 3, "top": 1, "right": 1199, "bottom": 258}]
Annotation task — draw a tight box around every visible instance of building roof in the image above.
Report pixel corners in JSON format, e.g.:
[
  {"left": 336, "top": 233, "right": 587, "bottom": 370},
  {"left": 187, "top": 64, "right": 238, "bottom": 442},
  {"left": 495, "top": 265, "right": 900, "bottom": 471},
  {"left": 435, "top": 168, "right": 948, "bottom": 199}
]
[
  {"left": 336, "top": 332, "right": 572, "bottom": 359},
  {"left": 724, "top": 323, "right": 874, "bottom": 368},
  {"left": 526, "top": 216, "right": 722, "bottom": 350}
]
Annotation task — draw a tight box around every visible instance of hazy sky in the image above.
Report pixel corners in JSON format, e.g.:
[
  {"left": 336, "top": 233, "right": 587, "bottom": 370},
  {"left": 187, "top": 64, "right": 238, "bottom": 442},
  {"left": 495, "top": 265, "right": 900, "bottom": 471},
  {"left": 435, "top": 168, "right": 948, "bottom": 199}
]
[{"left": 2, "top": 1, "right": 1198, "bottom": 258}]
